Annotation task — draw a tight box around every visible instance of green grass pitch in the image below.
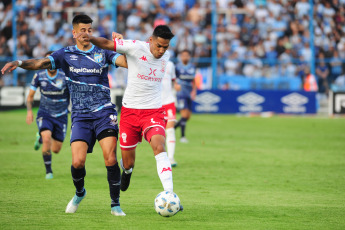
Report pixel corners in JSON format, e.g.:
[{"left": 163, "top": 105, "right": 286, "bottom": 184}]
[{"left": 0, "top": 109, "right": 344, "bottom": 229}]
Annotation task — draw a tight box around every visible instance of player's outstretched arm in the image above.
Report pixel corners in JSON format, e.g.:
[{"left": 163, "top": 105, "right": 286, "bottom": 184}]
[
  {"left": 26, "top": 89, "right": 36, "bottom": 125},
  {"left": 1, "top": 58, "right": 52, "bottom": 75}
]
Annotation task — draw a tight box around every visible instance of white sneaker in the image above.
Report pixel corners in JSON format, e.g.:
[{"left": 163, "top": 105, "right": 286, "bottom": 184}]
[
  {"left": 180, "top": 137, "right": 189, "bottom": 143},
  {"left": 111, "top": 206, "right": 126, "bottom": 216},
  {"left": 65, "top": 190, "right": 87, "bottom": 213},
  {"left": 169, "top": 158, "right": 177, "bottom": 167}
]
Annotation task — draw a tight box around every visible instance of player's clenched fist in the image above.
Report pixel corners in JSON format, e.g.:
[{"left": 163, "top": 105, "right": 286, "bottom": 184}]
[
  {"left": 75, "top": 32, "right": 90, "bottom": 42},
  {"left": 112, "top": 32, "right": 123, "bottom": 41}
]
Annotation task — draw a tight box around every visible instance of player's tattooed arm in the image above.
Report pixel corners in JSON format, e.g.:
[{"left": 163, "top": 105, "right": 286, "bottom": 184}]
[
  {"left": 1, "top": 58, "right": 52, "bottom": 74},
  {"left": 21, "top": 58, "right": 52, "bottom": 70}
]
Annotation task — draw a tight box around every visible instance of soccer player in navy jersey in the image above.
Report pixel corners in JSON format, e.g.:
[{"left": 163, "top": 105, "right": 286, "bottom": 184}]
[
  {"left": 174, "top": 50, "right": 197, "bottom": 143},
  {"left": 1, "top": 15, "right": 128, "bottom": 216},
  {"left": 26, "top": 51, "right": 69, "bottom": 180}
]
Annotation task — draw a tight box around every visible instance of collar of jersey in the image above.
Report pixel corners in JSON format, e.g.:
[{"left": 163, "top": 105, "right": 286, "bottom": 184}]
[
  {"left": 45, "top": 69, "right": 59, "bottom": 80},
  {"left": 75, "top": 44, "right": 95, "bottom": 53}
]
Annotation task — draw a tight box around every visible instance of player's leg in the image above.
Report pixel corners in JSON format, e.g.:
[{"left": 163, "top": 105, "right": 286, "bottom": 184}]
[
  {"left": 34, "top": 132, "right": 42, "bottom": 150},
  {"left": 144, "top": 108, "right": 173, "bottom": 192},
  {"left": 98, "top": 130, "right": 125, "bottom": 216},
  {"left": 178, "top": 108, "right": 190, "bottom": 143},
  {"left": 118, "top": 106, "right": 141, "bottom": 192},
  {"left": 40, "top": 129, "right": 54, "bottom": 179},
  {"left": 66, "top": 117, "right": 94, "bottom": 213},
  {"left": 147, "top": 130, "right": 173, "bottom": 192},
  {"left": 166, "top": 120, "right": 177, "bottom": 166},
  {"left": 51, "top": 139, "right": 63, "bottom": 154},
  {"left": 164, "top": 103, "right": 177, "bottom": 166},
  {"left": 119, "top": 149, "right": 136, "bottom": 192},
  {"left": 34, "top": 117, "right": 43, "bottom": 150},
  {"left": 51, "top": 116, "right": 67, "bottom": 154},
  {"left": 65, "top": 141, "right": 88, "bottom": 213}
]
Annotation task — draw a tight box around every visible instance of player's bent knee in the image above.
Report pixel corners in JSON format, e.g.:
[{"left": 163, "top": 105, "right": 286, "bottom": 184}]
[
  {"left": 104, "top": 153, "right": 117, "bottom": 166},
  {"left": 72, "top": 160, "right": 85, "bottom": 169}
]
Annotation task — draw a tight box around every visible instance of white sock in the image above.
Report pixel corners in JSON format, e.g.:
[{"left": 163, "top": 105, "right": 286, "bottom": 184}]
[
  {"left": 166, "top": 128, "right": 176, "bottom": 159},
  {"left": 120, "top": 158, "right": 133, "bottom": 174},
  {"left": 155, "top": 152, "right": 173, "bottom": 192}
]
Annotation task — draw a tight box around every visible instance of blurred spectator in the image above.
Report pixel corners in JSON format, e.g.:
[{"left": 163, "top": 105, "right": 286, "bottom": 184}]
[{"left": 316, "top": 53, "right": 330, "bottom": 95}]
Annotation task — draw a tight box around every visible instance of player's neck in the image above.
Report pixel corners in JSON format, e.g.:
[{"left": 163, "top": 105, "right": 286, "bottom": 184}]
[
  {"left": 47, "top": 70, "right": 57, "bottom": 77},
  {"left": 76, "top": 43, "right": 93, "bottom": 51}
]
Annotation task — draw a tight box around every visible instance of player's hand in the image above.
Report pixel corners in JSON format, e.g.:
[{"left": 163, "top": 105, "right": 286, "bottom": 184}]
[
  {"left": 26, "top": 111, "right": 33, "bottom": 125},
  {"left": 112, "top": 32, "right": 123, "bottom": 41},
  {"left": 75, "top": 32, "right": 90, "bottom": 42},
  {"left": 174, "top": 82, "right": 181, "bottom": 91},
  {"left": 1, "top": 61, "right": 19, "bottom": 75}
]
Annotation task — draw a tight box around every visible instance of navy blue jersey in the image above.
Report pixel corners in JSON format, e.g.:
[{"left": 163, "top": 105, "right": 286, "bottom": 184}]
[
  {"left": 175, "top": 62, "right": 196, "bottom": 98},
  {"left": 48, "top": 45, "right": 121, "bottom": 113},
  {"left": 30, "top": 69, "right": 69, "bottom": 117}
]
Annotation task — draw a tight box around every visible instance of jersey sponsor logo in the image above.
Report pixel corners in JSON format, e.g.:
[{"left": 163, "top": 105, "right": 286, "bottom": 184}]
[
  {"left": 149, "top": 68, "right": 157, "bottom": 76},
  {"left": 70, "top": 55, "right": 78, "bottom": 61},
  {"left": 139, "top": 56, "right": 148, "bottom": 62},
  {"left": 41, "top": 81, "right": 47, "bottom": 87},
  {"left": 281, "top": 93, "right": 308, "bottom": 113},
  {"left": 137, "top": 73, "right": 162, "bottom": 82},
  {"left": 69, "top": 66, "right": 103, "bottom": 75},
  {"left": 161, "top": 167, "right": 172, "bottom": 174},
  {"left": 121, "top": 132, "right": 127, "bottom": 143},
  {"left": 151, "top": 118, "right": 157, "bottom": 124},
  {"left": 94, "top": 53, "right": 103, "bottom": 63}
]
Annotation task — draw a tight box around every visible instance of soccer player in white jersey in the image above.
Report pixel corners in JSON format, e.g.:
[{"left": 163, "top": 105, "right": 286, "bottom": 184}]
[
  {"left": 161, "top": 60, "right": 178, "bottom": 167},
  {"left": 77, "top": 25, "right": 183, "bottom": 212}
]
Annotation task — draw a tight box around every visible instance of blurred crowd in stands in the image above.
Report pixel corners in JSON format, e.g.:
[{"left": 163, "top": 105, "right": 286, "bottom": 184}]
[{"left": 1, "top": 0, "right": 345, "bottom": 93}]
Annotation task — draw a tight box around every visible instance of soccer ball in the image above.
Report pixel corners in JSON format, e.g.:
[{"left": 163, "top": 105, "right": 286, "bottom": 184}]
[{"left": 154, "top": 191, "right": 181, "bottom": 217}]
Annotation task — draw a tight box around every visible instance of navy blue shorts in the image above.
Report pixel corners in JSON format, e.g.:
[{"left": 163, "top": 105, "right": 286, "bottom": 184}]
[
  {"left": 36, "top": 111, "right": 68, "bottom": 142},
  {"left": 177, "top": 95, "right": 193, "bottom": 111},
  {"left": 70, "top": 107, "right": 119, "bottom": 153}
]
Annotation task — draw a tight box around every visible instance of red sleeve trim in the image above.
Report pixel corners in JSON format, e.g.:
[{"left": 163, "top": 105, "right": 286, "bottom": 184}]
[{"left": 114, "top": 38, "right": 117, "bottom": 51}]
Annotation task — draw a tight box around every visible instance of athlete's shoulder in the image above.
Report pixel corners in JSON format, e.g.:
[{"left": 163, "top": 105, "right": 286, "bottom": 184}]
[{"left": 58, "top": 70, "right": 66, "bottom": 77}]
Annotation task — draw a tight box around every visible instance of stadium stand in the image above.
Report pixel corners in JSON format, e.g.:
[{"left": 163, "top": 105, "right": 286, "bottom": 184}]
[{"left": 1, "top": 0, "right": 345, "bottom": 94}]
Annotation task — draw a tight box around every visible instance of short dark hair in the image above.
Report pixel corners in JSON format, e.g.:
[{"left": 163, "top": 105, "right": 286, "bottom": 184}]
[
  {"left": 152, "top": 25, "right": 174, "bottom": 40},
  {"left": 45, "top": 51, "right": 54, "bottom": 56},
  {"left": 180, "top": 49, "right": 191, "bottom": 55},
  {"left": 72, "top": 14, "right": 93, "bottom": 26}
]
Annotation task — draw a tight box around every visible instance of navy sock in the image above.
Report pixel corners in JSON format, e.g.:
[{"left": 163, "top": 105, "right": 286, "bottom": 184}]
[
  {"left": 174, "top": 118, "right": 182, "bottom": 129},
  {"left": 106, "top": 164, "right": 121, "bottom": 207},
  {"left": 71, "top": 165, "right": 86, "bottom": 197},
  {"left": 42, "top": 151, "right": 52, "bottom": 174},
  {"left": 180, "top": 118, "right": 188, "bottom": 137}
]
